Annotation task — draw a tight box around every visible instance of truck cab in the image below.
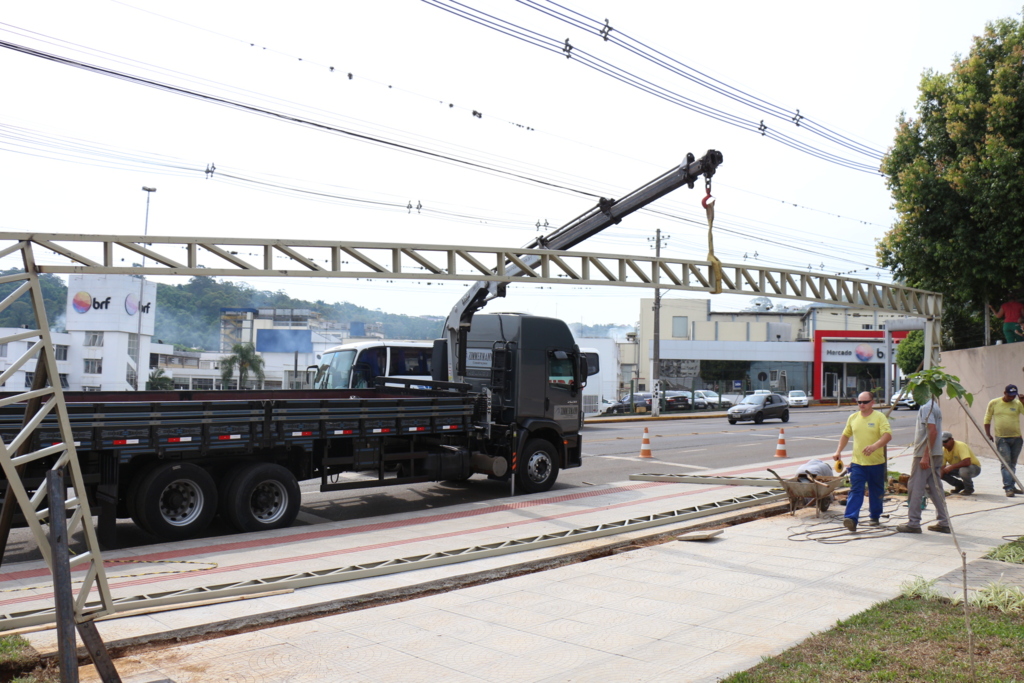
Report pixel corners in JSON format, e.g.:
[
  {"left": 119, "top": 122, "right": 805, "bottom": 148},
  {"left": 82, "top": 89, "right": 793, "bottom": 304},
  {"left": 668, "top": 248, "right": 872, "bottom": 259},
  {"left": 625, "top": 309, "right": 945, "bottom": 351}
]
[{"left": 433, "top": 313, "right": 597, "bottom": 491}]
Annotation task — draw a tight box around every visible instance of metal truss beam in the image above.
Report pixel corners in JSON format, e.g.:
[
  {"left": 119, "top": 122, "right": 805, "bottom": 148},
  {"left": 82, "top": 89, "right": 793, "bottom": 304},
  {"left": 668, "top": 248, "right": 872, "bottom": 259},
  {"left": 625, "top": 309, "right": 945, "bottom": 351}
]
[
  {"left": 630, "top": 474, "right": 782, "bottom": 486},
  {"left": 0, "top": 489, "right": 784, "bottom": 630},
  {"left": 1, "top": 233, "right": 942, "bottom": 315}
]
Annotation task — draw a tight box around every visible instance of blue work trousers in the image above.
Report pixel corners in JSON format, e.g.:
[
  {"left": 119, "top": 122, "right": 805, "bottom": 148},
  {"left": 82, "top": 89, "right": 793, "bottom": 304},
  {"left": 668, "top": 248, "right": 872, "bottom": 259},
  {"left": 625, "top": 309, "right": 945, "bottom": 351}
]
[
  {"left": 844, "top": 462, "right": 886, "bottom": 522},
  {"left": 996, "top": 436, "right": 1022, "bottom": 492}
]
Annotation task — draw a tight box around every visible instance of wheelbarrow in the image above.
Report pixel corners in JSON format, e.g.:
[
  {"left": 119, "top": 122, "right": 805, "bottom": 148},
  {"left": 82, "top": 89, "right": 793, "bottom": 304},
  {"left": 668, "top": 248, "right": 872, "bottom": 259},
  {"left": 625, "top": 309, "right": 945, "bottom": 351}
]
[{"left": 767, "top": 468, "right": 847, "bottom": 516}]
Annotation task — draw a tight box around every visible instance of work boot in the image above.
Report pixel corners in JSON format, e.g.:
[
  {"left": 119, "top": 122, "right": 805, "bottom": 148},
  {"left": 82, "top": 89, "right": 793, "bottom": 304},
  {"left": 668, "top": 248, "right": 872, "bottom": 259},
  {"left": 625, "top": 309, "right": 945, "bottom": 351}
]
[
  {"left": 864, "top": 518, "right": 881, "bottom": 527},
  {"left": 927, "top": 524, "right": 951, "bottom": 533},
  {"left": 896, "top": 524, "right": 922, "bottom": 533},
  {"left": 946, "top": 487, "right": 964, "bottom": 496},
  {"left": 843, "top": 517, "right": 857, "bottom": 532},
  {"left": 962, "top": 488, "right": 974, "bottom": 495},
  {"left": 1007, "top": 490, "right": 1016, "bottom": 497}
]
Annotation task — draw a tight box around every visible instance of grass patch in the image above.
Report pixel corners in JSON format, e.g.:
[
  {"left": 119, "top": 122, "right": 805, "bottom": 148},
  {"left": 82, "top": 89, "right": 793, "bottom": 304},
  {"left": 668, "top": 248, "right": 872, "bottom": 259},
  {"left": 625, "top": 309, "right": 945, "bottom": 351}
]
[
  {"left": 0, "top": 635, "right": 56, "bottom": 683},
  {"left": 719, "top": 596, "right": 1024, "bottom": 682},
  {"left": 986, "top": 536, "right": 1024, "bottom": 565}
]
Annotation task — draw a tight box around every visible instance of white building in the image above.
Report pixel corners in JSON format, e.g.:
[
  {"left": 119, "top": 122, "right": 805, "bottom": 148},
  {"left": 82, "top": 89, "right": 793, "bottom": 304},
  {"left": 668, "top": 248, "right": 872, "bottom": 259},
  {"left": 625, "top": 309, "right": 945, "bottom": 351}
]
[{"left": 0, "top": 274, "right": 393, "bottom": 393}]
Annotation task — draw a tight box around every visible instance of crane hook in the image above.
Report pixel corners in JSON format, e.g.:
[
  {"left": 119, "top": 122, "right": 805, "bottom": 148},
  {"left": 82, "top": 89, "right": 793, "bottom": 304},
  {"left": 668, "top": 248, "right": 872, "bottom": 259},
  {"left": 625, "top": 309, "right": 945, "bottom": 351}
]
[{"left": 701, "top": 177, "right": 714, "bottom": 209}]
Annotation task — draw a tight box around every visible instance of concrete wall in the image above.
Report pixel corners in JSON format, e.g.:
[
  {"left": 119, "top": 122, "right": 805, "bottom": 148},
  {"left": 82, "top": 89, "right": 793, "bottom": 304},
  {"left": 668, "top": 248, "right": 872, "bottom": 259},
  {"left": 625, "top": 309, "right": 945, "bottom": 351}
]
[{"left": 939, "top": 343, "right": 1024, "bottom": 456}]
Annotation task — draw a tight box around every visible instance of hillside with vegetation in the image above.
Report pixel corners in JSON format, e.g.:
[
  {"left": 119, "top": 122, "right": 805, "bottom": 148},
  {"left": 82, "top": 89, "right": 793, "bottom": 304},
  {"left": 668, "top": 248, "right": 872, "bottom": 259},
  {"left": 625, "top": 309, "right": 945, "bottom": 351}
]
[
  {"left": 0, "top": 271, "right": 635, "bottom": 350},
  {"left": 0, "top": 271, "right": 442, "bottom": 350},
  {"left": 155, "top": 276, "right": 443, "bottom": 349}
]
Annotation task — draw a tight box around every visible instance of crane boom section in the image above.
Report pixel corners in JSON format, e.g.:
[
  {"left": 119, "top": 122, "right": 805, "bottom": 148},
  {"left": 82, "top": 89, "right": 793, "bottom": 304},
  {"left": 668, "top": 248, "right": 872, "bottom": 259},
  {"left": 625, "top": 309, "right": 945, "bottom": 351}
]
[{"left": 443, "top": 149, "right": 723, "bottom": 381}]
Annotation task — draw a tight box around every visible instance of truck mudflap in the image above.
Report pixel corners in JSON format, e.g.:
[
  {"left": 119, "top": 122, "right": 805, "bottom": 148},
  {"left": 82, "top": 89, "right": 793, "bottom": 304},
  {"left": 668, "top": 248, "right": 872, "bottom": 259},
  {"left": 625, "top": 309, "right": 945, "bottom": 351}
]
[{"left": 563, "top": 433, "right": 582, "bottom": 469}]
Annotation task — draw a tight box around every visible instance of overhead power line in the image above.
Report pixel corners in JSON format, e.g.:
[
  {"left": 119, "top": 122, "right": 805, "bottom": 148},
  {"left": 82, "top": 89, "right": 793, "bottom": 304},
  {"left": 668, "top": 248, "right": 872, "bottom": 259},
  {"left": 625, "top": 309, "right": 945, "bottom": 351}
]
[
  {"left": 422, "top": 0, "right": 881, "bottom": 174},
  {"left": 0, "top": 38, "right": 606, "bottom": 201}
]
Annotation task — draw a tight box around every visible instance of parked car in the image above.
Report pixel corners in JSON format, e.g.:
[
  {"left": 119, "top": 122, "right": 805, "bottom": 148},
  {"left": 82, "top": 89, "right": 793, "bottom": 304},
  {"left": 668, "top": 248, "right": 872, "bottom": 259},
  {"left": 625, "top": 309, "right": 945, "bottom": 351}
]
[
  {"left": 787, "top": 390, "right": 809, "bottom": 408},
  {"left": 662, "top": 391, "right": 691, "bottom": 411},
  {"left": 893, "top": 394, "right": 917, "bottom": 410},
  {"left": 607, "top": 392, "right": 654, "bottom": 414},
  {"left": 727, "top": 393, "right": 790, "bottom": 424},
  {"left": 693, "top": 390, "right": 728, "bottom": 408}
]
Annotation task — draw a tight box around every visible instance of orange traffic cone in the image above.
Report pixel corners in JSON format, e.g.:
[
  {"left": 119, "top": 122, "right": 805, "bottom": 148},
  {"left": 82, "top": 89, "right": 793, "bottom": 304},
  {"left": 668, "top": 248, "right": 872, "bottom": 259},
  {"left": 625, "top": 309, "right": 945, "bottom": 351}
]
[
  {"left": 639, "top": 427, "right": 654, "bottom": 458},
  {"left": 774, "top": 428, "right": 787, "bottom": 458}
]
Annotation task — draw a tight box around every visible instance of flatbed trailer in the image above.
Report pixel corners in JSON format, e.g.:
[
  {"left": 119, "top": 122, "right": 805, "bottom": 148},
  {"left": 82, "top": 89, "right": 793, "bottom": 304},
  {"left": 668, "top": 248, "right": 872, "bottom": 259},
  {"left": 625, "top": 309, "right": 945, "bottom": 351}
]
[{"left": 0, "top": 380, "right": 513, "bottom": 545}]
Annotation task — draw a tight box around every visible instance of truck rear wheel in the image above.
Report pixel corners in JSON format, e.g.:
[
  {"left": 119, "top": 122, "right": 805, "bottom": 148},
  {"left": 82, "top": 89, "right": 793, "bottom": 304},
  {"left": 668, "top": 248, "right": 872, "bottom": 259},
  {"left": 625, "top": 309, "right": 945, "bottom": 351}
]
[
  {"left": 516, "top": 439, "right": 559, "bottom": 494},
  {"left": 222, "top": 463, "right": 301, "bottom": 533},
  {"left": 133, "top": 463, "right": 217, "bottom": 541}
]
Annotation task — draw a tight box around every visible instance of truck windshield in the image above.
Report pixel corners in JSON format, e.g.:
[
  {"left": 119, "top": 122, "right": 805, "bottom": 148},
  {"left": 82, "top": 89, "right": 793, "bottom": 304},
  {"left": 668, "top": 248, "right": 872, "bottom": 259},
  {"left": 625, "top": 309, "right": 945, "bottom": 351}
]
[{"left": 314, "top": 349, "right": 357, "bottom": 389}]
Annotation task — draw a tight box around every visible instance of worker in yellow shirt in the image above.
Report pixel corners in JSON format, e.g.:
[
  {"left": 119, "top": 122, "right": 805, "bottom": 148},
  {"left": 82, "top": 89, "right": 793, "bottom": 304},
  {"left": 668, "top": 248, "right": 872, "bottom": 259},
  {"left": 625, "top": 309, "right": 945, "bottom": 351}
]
[
  {"left": 983, "top": 384, "right": 1024, "bottom": 497},
  {"left": 833, "top": 392, "right": 892, "bottom": 532},
  {"left": 939, "top": 432, "right": 980, "bottom": 495}
]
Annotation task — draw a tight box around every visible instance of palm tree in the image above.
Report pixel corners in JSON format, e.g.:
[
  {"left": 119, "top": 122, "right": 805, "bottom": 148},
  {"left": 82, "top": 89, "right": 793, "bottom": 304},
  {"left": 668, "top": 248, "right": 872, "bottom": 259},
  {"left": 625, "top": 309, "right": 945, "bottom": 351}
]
[
  {"left": 220, "top": 343, "right": 265, "bottom": 390},
  {"left": 147, "top": 368, "right": 174, "bottom": 391}
]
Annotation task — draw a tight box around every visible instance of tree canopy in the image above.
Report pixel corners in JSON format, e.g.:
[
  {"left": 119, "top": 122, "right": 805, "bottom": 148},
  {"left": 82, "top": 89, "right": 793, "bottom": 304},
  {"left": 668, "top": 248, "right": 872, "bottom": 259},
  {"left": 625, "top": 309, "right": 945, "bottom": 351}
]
[
  {"left": 879, "top": 13, "right": 1024, "bottom": 349},
  {"left": 220, "top": 343, "right": 266, "bottom": 389}
]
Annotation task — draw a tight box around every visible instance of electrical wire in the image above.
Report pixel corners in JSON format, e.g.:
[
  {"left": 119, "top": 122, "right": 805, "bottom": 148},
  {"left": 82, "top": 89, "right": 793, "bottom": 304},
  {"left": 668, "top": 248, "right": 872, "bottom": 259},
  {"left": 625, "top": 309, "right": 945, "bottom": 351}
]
[{"left": 422, "top": 0, "right": 881, "bottom": 173}]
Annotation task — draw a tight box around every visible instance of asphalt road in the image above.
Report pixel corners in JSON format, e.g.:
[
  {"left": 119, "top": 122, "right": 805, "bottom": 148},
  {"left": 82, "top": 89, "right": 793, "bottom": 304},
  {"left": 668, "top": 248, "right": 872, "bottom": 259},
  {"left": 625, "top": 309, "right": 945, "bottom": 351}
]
[{"left": 0, "top": 406, "right": 921, "bottom": 564}]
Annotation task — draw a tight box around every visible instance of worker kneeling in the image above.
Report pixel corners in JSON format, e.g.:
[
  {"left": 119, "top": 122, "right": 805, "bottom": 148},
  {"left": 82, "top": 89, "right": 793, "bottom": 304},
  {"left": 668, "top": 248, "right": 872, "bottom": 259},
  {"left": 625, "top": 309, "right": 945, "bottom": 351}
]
[{"left": 940, "top": 431, "right": 981, "bottom": 495}]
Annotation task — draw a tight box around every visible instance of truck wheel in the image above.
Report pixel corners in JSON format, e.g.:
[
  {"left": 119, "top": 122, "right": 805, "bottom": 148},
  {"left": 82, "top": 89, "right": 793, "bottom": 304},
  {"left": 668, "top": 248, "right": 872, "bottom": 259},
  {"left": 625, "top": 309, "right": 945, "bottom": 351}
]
[
  {"left": 516, "top": 439, "right": 559, "bottom": 494},
  {"left": 133, "top": 463, "right": 217, "bottom": 541},
  {"left": 223, "top": 463, "right": 301, "bottom": 533}
]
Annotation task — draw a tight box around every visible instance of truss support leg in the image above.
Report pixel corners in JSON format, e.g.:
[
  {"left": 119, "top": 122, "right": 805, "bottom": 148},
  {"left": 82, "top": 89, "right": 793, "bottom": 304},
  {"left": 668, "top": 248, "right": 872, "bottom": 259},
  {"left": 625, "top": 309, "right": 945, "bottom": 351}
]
[
  {"left": 76, "top": 621, "right": 122, "bottom": 683},
  {"left": 0, "top": 368, "right": 52, "bottom": 566},
  {"left": 48, "top": 468, "right": 79, "bottom": 683}
]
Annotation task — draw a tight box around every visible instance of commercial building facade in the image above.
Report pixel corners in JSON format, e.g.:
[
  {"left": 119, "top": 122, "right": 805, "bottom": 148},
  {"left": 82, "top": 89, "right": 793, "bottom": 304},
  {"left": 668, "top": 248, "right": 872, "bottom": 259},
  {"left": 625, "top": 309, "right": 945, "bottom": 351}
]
[{"left": 625, "top": 297, "right": 909, "bottom": 401}]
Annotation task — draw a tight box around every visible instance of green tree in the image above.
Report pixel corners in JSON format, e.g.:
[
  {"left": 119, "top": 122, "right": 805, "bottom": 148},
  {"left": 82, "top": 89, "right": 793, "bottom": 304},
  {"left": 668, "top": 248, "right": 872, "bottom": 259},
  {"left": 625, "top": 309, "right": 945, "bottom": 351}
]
[
  {"left": 895, "top": 330, "right": 925, "bottom": 376},
  {"left": 0, "top": 269, "right": 67, "bottom": 331},
  {"left": 220, "top": 343, "right": 266, "bottom": 389},
  {"left": 879, "top": 13, "right": 1024, "bottom": 350},
  {"left": 146, "top": 368, "right": 174, "bottom": 390}
]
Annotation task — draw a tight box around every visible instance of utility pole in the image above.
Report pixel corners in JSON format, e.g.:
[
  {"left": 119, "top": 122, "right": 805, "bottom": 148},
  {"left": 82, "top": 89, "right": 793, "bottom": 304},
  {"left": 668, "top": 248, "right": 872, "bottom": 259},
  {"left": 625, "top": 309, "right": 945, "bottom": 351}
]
[
  {"left": 136, "top": 187, "right": 156, "bottom": 390},
  {"left": 648, "top": 229, "right": 669, "bottom": 417}
]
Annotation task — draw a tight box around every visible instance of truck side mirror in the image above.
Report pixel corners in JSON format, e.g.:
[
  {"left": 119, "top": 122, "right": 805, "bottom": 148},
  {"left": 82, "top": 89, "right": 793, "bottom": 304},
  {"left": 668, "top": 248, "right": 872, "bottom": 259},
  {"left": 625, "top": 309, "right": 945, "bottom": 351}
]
[
  {"left": 431, "top": 339, "right": 448, "bottom": 382},
  {"left": 583, "top": 353, "right": 600, "bottom": 377}
]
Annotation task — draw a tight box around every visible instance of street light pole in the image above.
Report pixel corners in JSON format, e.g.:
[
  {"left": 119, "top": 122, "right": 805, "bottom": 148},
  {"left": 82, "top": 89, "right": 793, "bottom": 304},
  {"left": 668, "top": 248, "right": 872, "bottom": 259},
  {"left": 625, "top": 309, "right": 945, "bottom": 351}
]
[
  {"left": 136, "top": 187, "right": 156, "bottom": 390},
  {"left": 648, "top": 229, "right": 669, "bottom": 417}
]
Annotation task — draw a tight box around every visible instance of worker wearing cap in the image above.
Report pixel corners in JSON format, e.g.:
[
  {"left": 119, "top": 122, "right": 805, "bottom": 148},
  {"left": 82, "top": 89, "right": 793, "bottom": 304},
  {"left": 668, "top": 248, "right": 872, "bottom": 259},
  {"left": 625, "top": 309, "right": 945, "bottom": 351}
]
[
  {"left": 940, "top": 432, "right": 981, "bottom": 495},
  {"left": 832, "top": 392, "right": 892, "bottom": 532},
  {"left": 984, "top": 384, "right": 1024, "bottom": 497}
]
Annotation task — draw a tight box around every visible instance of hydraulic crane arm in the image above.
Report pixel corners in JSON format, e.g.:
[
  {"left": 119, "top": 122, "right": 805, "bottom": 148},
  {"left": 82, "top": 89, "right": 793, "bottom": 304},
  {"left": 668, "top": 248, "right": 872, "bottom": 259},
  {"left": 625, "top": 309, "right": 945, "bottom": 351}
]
[{"left": 441, "top": 149, "right": 723, "bottom": 382}]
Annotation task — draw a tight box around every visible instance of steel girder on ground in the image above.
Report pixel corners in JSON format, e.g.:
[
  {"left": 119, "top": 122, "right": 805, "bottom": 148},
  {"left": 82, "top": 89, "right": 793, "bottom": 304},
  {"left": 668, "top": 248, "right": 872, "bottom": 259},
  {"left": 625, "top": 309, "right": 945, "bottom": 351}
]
[
  {"left": 0, "top": 488, "right": 785, "bottom": 631},
  {"left": 1, "top": 233, "right": 941, "bottom": 316}
]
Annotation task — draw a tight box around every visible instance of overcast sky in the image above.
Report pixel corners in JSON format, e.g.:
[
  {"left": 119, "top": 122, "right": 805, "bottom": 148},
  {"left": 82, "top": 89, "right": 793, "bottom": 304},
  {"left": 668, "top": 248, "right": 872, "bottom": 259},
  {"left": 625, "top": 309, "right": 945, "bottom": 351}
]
[{"left": 1, "top": 0, "right": 1021, "bottom": 327}]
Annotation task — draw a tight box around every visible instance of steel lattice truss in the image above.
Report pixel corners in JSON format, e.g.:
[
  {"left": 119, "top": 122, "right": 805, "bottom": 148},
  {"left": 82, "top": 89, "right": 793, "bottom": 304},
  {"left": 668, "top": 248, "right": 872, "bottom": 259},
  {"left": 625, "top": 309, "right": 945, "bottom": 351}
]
[
  {"left": 1, "top": 233, "right": 942, "bottom": 316},
  {"left": 1, "top": 488, "right": 785, "bottom": 630},
  {"left": 0, "top": 242, "right": 115, "bottom": 626}
]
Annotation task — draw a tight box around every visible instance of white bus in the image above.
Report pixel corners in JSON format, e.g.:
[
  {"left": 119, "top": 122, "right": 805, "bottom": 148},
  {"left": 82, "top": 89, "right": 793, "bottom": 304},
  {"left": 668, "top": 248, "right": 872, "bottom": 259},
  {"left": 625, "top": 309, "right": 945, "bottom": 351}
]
[{"left": 311, "top": 340, "right": 433, "bottom": 389}]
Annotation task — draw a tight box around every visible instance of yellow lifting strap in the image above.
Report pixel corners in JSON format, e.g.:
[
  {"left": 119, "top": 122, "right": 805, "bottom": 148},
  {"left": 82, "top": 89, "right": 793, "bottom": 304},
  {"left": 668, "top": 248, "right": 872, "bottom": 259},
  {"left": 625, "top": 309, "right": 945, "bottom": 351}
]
[{"left": 703, "top": 179, "right": 723, "bottom": 294}]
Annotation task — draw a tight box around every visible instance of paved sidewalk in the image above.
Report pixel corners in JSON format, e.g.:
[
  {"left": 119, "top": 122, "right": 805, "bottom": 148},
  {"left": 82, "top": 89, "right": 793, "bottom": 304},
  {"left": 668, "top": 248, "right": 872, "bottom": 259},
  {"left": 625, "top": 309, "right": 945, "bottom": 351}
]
[{"left": 4, "top": 454, "right": 1023, "bottom": 682}]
